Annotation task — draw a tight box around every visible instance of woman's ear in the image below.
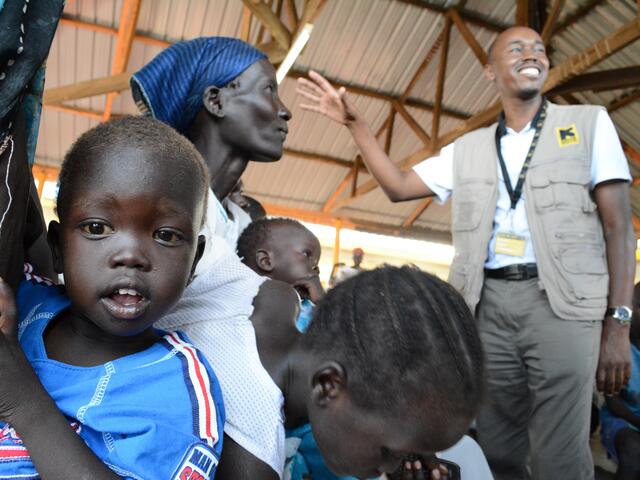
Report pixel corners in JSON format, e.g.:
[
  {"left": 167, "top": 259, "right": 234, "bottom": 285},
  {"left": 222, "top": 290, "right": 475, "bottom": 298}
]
[
  {"left": 203, "top": 86, "right": 225, "bottom": 118},
  {"left": 46, "top": 221, "right": 64, "bottom": 274},
  {"left": 310, "top": 361, "right": 347, "bottom": 408}
]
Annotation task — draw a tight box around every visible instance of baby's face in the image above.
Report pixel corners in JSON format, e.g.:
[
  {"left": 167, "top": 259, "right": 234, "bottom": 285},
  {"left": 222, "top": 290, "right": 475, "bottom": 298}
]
[
  {"left": 53, "top": 145, "right": 204, "bottom": 339},
  {"left": 267, "top": 225, "right": 320, "bottom": 285}
]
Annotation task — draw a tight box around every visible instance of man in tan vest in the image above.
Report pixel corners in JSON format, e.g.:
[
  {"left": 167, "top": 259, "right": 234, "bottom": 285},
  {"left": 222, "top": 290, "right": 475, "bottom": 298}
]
[{"left": 298, "top": 26, "right": 635, "bottom": 480}]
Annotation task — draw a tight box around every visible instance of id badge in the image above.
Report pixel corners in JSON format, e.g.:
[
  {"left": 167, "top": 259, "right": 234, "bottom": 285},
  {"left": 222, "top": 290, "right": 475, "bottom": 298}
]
[{"left": 495, "top": 232, "right": 526, "bottom": 257}]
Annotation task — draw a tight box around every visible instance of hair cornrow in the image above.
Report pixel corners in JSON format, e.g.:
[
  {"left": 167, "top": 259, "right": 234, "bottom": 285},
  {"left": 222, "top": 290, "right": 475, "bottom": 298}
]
[{"left": 302, "top": 265, "right": 484, "bottom": 419}]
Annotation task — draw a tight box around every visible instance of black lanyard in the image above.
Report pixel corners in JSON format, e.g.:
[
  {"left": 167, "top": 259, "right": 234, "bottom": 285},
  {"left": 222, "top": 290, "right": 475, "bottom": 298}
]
[{"left": 495, "top": 100, "right": 547, "bottom": 210}]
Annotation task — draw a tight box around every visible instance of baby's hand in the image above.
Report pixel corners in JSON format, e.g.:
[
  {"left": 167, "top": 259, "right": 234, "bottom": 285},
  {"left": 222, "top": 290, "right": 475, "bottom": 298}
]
[
  {"left": 0, "top": 278, "right": 40, "bottom": 423},
  {"left": 294, "top": 276, "right": 325, "bottom": 303}
]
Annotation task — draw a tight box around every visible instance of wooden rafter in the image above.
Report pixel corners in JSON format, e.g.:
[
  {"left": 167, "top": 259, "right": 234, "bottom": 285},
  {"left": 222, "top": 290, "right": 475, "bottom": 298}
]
[
  {"left": 393, "top": 101, "right": 430, "bottom": 145},
  {"left": 516, "top": 0, "right": 529, "bottom": 27},
  {"left": 552, "top": 0, "right": 606, "bottom": 36},
  {"left": 400, "top": 30, "right": 445, "bottom": 101},
  {"left": 241, "top": 0, "right": 291, "bottom": 50},
  {"left": 541, "top": 0, "right": 566, "bottom": 42},
  {"left": 449, "top": 9, "right": 488, "bottom": 65},
  {"left": 402, "top": 198, "right": 434, "bottom": 227},
  {"left": 295, "top": 0, "right": 327, "bottom": 37},
  {"left": 322, "top": 114, "right": 393, "bottom": 212},
  {"left": 608, "top": 89, "right": 640, "bottom": 113},
  {"left": 263, "top": 202, "right": 452, "bottom": 243},
  {"left": 547, "top": 66, "right": 640, "bottom": 96},
  {"left": 623, "top": 141, "right": 640, "bottom": 169},
  {"left": 431, "top": 15, "right": 452, "bottom": 145},
  {"left": 394, "top": 0, "right": 509, "bottom": 33},
  {"left": 44, "top": 72, "right": 131, "bottom": 105},
  {"left": 240, "top": 6, "right": 253, "bottom": 42},
  {"left": 48, "top": 13, "right": 473, "bottom": 120},
  {"left": 102, "top": 0, "right": 141, "bottom": 121},
  {"left": 332, "top": 17, "right": 640, "bottom": 210},
  {"left": 284, "top": 0, "right": 298, "bottom": 32}
]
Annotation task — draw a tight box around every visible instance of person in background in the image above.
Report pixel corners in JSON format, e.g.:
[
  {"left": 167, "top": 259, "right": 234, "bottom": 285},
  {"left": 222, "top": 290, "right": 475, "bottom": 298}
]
[
  {"left": 330, "top": 248, "right": 365, "bottom": 287},
  {"left": 600, "top": 282, "right": 640, "bottom": 480},
  {"left": 298, "top": 26, "right": 635, "bottom": 480}
]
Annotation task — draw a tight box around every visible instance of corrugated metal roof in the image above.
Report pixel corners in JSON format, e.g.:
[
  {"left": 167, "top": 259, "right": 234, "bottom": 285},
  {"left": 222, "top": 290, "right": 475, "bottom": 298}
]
[{"left": 35, "top": 0, "right": 640, "bottom": 241}]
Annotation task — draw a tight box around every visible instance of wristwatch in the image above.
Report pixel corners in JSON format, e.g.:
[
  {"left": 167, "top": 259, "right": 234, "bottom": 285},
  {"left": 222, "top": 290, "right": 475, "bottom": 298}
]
[{"left": 605, "top": 306, "right": 633, "bottom": 325}]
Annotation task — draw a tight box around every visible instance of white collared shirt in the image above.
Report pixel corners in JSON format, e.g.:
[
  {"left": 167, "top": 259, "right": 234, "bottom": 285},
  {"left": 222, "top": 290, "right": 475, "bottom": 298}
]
[{"left": 413, "top": 110, "right": 631, "bottom": 269}]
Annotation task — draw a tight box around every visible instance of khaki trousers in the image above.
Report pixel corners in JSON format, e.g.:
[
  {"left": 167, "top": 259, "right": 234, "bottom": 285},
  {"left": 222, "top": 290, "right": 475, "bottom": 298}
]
[{"left": 476, "top": 277, "right": 601, "bottom": 480}]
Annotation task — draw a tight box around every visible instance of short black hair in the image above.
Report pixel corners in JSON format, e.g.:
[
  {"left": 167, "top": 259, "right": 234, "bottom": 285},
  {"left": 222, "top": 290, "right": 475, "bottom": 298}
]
[
  {"left": 236, "top": 217, "right": 308, "bottom": 263},
  {"left": 242, "top": 195, "right": 266, "bottom": 221},
  {"left": 302, "top": 266, "right": 484, "bottom": 425},
  {"left": 56, "top": 116, "right": 209, "bottom": 224}
]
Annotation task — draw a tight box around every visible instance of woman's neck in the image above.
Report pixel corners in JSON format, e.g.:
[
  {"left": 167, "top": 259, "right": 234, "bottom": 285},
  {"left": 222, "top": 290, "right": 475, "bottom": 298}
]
[{"left": 189, "top": 121, "right": 250, "bottom": 200}]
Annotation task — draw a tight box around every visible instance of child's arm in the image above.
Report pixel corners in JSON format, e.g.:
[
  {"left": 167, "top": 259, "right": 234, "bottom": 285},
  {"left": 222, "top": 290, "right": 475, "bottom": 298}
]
[
  {"left": 0, "top": 279, "right": 120, "bottom": 479},
  {"left": 605, "top": 393, "right": 640, "bottom": 429},
  {"left": 297, "top": 71, "right": 434, "bottom": 203},
  {"left": 216, "top": 434, "right": 280, "bottom": 480}
]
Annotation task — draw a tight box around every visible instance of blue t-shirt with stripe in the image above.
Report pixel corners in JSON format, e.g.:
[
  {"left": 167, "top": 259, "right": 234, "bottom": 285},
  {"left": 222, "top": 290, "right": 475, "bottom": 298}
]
[{"left": 0, "top": 272, "right": 225, "bottom": 480}]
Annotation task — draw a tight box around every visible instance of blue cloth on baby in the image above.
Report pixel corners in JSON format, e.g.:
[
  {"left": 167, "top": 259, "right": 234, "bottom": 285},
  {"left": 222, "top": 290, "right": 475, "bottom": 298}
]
[
  {"left": 296, "top": 298, "right": 315, "bottom": 333},
  {"left": 130, "top": 36, "right": 267, "bottom": 135},
  {"left": 285, "top": 423, "right": 357, "bottom": 480}
]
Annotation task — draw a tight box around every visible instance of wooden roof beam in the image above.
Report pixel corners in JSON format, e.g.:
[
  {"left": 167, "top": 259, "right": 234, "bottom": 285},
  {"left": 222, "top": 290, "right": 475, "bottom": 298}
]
[
  {"left": 240, "top": 6, "right": 253, "bottom": 42},
  {"left": 102, "top": 0, "right": 142, "bottom": 121},
  {"left": 551, "top": 0, "right": 606, "bottom": 36},
  {"left": 402, "top": 198, "right": 433, "bottom": 227},
  {"left": 547, "top": 66, "right": 640, "bottom": 96},
  {"left": 263, "top": 202, "right": 452, "bottom": 243},
  {"left": 241, "top": 0, "right": 291, "bottom": 50},
  {"left": 608, "top": 89, "right": 640, "bottom": 113},
  {"left": 393, "top": 101, "right": 430, "bottom": 145},
  {"left": 431, "top": 15, "right": 452, "bottom": 145},
  {"left": 541, "top": 0, "right": 566, "bottom": 42},
  {"left": 394, "top": 0, "right": 510, "bottom": 33},
  {"left": 450, "top": 9, "right": 488, "bottom": 65},
  {"left": 331, "top": 16, "right": 640, "bottom": 210},
  {"left": 50, "top": 13, "right": 475, "bottom": 120}
]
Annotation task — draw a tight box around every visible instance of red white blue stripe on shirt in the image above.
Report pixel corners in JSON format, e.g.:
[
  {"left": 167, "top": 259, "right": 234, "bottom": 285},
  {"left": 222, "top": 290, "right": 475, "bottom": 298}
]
[{"left": 164, "top": 332, "right": 219, "bottom": 448}]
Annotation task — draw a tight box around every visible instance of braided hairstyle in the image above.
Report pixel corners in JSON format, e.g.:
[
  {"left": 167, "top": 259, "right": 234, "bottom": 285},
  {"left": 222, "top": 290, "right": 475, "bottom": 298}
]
[
  {"left": 301, "top": 265, "right": 484, "bottom": 425},
  {"left": 236, "top": 217, "right": 308, "bottom": 265},
  {"left": 57, "top": 116, "right": 209, "bottom": 225}
]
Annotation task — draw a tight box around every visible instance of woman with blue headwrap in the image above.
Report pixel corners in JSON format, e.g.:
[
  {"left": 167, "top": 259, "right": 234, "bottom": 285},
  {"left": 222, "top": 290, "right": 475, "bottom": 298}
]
[
  {"left": 134, "top": 38, "right": 301, "bottom": 480},
  {"left": 131, "top": 37, "right": 291, "bottom": 261}
]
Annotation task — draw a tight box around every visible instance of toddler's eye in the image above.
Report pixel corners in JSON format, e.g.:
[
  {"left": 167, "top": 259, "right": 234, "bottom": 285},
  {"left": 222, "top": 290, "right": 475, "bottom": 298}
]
[
  {"left": 80, "top": 222, "right": 113, "bottom": 236},
  {"left": 153, "top": 229, "right": 184, "bottom": 245}
]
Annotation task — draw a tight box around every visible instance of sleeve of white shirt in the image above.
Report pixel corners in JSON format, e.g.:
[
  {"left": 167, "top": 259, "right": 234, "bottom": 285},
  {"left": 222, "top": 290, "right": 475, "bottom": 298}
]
[
  {"left": 590, "top": 110, "right": 631, "bottom": 188},
  {"left": 411, "top": 143, "right": 455, "bottom": 204}
]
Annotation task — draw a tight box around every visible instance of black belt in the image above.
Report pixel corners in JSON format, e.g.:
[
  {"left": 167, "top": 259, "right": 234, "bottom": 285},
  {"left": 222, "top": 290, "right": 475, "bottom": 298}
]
[{"left": 485, "top": 263, "right": 538, "bottom": 281}]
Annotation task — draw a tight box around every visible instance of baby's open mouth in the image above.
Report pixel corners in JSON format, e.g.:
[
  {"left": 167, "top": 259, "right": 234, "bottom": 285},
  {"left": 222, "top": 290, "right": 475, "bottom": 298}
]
[{"left": 101, "top": 287, "right": 151, "bottom": 320}]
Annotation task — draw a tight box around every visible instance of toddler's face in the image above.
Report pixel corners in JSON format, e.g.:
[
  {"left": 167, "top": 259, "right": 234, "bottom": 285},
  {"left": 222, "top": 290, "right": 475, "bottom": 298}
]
[
  {"left": 52, "top": 145, "right": 204, "bottom": 339},
  {"left": 267, "top": 225, "right": 320, "bottom": 286}
]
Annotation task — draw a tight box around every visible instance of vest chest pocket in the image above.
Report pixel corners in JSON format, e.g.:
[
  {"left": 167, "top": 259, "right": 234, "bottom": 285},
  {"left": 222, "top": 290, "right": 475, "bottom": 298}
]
[
  {"left": 528, "top": 161, "right": 595, "bottom": 213},
  {"left": 452, "top": 180, "right": 492, "bottom": 232}
]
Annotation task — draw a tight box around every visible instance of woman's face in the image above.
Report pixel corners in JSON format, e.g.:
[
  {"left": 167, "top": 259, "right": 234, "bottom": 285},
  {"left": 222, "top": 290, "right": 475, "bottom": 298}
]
[{"left": 218, "top": 59, "right": 292, "bottom": 162}]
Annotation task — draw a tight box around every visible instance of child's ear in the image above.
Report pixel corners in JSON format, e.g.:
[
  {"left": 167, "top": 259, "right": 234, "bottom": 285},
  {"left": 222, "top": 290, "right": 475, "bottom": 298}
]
[
  {"left": 255, "top": 248, "right": 274, "bottom": 273},
  {"left": 188, "top": 235, "right": 206, "bottom": 283},
  {"left": 46, "top": 221, "right": 64, "bottom": 274},
  {"left": 310, "top": 361, "right": 347, "bottom": 407},
  {"left": 203, "top": 86, "right": 225, "bottom": 118}
]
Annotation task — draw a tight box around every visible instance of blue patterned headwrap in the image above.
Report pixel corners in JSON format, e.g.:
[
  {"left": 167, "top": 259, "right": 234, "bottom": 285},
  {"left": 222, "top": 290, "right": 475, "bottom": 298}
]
[{"left": 131, "top": 37, "right": 267, "bottom": 135}]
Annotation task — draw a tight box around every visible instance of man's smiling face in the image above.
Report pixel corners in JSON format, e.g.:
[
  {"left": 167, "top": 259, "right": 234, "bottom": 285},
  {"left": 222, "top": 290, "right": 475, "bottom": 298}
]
[{"left": 485, "top": 27, "right": 549, "bottom": 100}]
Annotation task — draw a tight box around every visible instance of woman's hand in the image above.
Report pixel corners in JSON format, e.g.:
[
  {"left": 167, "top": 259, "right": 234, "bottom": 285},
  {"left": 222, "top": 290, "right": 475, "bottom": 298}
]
[{"left": 296, "top": 70, "right": 361, "bottom": 126}]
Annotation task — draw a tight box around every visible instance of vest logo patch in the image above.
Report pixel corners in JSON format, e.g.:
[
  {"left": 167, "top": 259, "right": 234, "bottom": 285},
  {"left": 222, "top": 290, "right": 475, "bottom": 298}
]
[
  {"left": 173, "top": 444, "right": 217, "bottom": 480},
  {"left": 556, "top": 124, "right": 580, "bottom": 147}
]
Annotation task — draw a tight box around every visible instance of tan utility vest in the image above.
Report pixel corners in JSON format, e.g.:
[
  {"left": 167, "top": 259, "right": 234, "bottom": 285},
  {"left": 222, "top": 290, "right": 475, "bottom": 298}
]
[{"left": 449, "top": 102, "right": 608, "bottom": 320}]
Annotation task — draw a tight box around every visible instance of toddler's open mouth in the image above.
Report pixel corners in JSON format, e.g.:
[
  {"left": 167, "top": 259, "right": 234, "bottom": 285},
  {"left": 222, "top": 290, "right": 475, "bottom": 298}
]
[{"left": 101, "top": 288, "right": 151, "bottom": 320}]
